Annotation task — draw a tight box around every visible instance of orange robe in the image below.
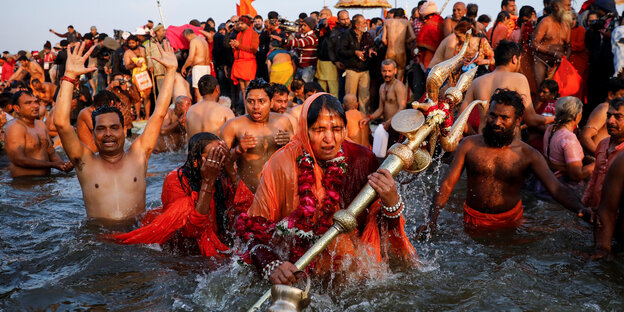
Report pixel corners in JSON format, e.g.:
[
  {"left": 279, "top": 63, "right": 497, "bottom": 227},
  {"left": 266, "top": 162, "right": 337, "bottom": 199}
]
[
  {"left": 569, "top": 25, "right": 589, "bottom": 101},
  {"left": 231, "top": 29, "right": 259, "bottom": 84},
  {"left": 242, "top": 92, "right": 417, "bottom": 274},
  {"left": 108, "top": 169, "right": 253, "bottom": 257},
  {"left": 487, "top": 22, "right": 511, "bottom": 50},
  {"left": 464, "top": 200, "right": 524, "bottom": 229}
]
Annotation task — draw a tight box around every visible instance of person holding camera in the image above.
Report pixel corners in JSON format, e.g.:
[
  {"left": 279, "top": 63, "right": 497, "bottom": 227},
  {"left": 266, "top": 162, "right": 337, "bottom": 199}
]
[
  {"left": 271, "top": 17, "right": 319, "bottom": 83},
  {"left": 106, "top": 74, "right": 140, "bottom": 133}
]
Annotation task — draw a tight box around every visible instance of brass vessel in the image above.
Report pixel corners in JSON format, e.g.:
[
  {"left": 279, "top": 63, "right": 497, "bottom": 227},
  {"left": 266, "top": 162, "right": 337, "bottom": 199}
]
[
  {"left": 267, "top": 276, "right": 311, "bottom": 312},
  {"left": 425, "top": 29, "right": 472, "bottom": 104}
]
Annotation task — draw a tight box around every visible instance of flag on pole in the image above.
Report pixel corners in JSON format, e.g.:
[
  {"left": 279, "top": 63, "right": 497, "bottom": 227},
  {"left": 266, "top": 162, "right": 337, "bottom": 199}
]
[{"left": 236, "top": 0, "right": 258, "bottom": 17}]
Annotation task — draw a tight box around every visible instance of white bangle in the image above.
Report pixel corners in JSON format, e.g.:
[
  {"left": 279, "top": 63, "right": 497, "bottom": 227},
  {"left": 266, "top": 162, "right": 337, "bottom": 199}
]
[
  {"left": 262, "top": 260, "right": 283, "bottom": 280},
  {"left": 382, "top": 195, "right": 403, "bottom": 213},
  {"left": 383, "top": 204, "right": 405, "bottom": 219}
]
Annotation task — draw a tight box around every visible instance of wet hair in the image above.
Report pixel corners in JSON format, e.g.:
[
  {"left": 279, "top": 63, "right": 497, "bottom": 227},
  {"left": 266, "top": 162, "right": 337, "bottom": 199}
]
[
  {"left": 304, "top": 81, "right": 324, "bottom": 95},
  {"left": 494, "top": 40, "right": 521, "bottom": 67},
  {"left": 610, "top": 97, "right": 624, "bottom": 111},
  {"left": 518, "top": 5, "right": 536, "bottom": 26},
  {"left": 291, "top": 78, "right": 305, "bottom": 92},
  {"left": 183, "top": 28, "right": 195, "bottom": 37},
  {"left": 540, "top": 79, "right": 560, "bottom": 98},
  {"left": 554, "top": 96, "right": 583, "bottom": 125},
  {"left": 245, "top": 78, "right": 272, "bottom": 99},
  {"left": 307, "top": 94, "right": 347, "bottom": 128},
  {"left": 490, "top": 88, "right": 524, "bottom": 118},
  {"left": 466, "top": 3, "right": 478, "bottom": 18},
  {"left": 477, "top": 14, "right": 491, "bottom": 24},
  {"left": 91, "top": 105, "right": 124, "bottom": 128},
  {"left": 93, "top": 90, "right": 120, "bottom": 108},
  {"left": 198, "top": 75, "right": 219, "bottom": 96},
  {"left": 10, "top": 80, "right": 29, "bottom": 91},
  {"left": 607, "top": 77, "right": 624, "bottom": 94},
  {"left": 0, "top": 92, "right": 12, "bottom": 109},
  {"left": 178, "top": 132, "right": 229, "bottom": 234},
  {"left": 270, "top": 83, "right": 289, "bottom": 99},
  {"left": 11, "top": 90, "right": 34, "bottom": 105}
]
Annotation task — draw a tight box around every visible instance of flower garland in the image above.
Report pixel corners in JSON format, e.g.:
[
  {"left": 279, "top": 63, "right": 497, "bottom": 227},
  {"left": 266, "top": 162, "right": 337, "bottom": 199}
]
[{"left": 424, "top": 99, "right": 454, "bottom": 136}]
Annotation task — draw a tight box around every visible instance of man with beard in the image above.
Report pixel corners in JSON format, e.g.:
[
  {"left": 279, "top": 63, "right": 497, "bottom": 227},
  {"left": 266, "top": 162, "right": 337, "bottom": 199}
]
[
  {"left": 382, "top": 8, "right": 416, "bottom": 82},
  {"left": 532, "top": 0, "right": 573, "bottom": 90},
  {"left": 220, "top": 78, "right": 293, "bottom": 193},
  {"left": 55, "top": 41, "right": 178, "bottom": 223},
  {"left": 362, "top": 59, "right": 406, "bottom": 145},
  {"left": 461, "top": 40, "right": 553, "bottom": 134},
  {"left": 185, "top": 75, "right": 234, "bottom": 139},
  {"left": 146, "top": 24, "right": 168, "bottom": 95},
  {"left": 269, "top": 83, "right": 298, "bottom": 132},
  {"left": 443, "top": 2, "right": 467, "bottom": 37},
  {"left": 582, "top": 98, "right": 624, "bottom": 211},
  {"left": 4, "top": 91, "right": 72, "bottom": 177},
  {"left": 124, "top": 35, "right": 151, "bottom": 120},
  {"left": 418, "top": 89, "right": 590, "bottom": 235},
  {"left": 580, "top": 78, "right": 624, "bottom": 154}
]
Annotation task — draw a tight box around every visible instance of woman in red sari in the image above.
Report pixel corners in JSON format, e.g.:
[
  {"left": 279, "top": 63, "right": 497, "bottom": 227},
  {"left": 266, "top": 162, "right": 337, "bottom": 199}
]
[
  {"left": 108, "top": 132, "right": 253, "bottom": 257},
  {"left": 236, "top": 93, "right": 418, "bottom": 285}
]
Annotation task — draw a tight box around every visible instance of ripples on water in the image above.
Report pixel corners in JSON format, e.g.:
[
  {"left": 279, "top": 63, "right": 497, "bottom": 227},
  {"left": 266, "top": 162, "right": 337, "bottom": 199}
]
[{"left": 1, "top": 147, "right": 623, "bottom": 311}]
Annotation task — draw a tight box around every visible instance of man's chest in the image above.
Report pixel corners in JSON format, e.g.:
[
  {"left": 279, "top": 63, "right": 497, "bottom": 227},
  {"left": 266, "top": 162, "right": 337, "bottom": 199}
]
[{"left": 466, "top": 150, "right": 526, "bottom": 180}]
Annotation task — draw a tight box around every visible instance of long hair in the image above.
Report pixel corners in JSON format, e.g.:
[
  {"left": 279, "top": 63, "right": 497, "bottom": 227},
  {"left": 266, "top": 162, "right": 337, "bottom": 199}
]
[{"left": 177, "top": 132, "right": 229, "bottom": 235}]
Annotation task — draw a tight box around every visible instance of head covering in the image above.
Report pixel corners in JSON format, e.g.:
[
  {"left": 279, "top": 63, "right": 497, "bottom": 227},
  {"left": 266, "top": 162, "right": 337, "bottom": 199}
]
[
  {"left": 153, "top": 23, "right": 164, "bottom": 33},
  {"left": 303, "top": 17, "right": 318, "bottom": 29},
  {"left": 218, "top": 23, "right": 226, "bottom": 30},
  {"left": 31, "top": 51, "right": 39, "bottom": 57},
  {"left": 239, "top": 15, "right": 253, "bottom": 26},
  {"left": 122, "top": 31, "right": 131, "bottom": 40},
  {"left": 53, "top": 42, "right": 61, "bottom": 49},
  {"left": 419, "top": 1, "right": 438, "bottom": 17},
  {"left": 134, "top": 27, "right": 147, "bottom": 35},
  {"left": 43, "top": 41, "right": 51, "bottom": 50}
]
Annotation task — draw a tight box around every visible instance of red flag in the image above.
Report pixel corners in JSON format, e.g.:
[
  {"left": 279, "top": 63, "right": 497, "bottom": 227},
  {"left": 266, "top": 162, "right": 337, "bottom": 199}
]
[{"left": 237, "top": 0, "right": 257, "bottom": 17}]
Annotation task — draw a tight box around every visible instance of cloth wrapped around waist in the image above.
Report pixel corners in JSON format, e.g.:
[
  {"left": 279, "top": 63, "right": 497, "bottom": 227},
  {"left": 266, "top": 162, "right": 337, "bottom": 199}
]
[
  {"left": 463, "top": 200, "right": 524, "bottom": 229},
  {"left": 270, "top": 61, "right": 295, "bottom": 86}
]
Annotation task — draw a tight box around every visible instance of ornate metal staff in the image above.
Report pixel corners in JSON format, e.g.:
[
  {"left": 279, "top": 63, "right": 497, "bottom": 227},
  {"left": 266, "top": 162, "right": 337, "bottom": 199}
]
[{"left": 248, "top": 31, "right": 484, "bottom": 312}]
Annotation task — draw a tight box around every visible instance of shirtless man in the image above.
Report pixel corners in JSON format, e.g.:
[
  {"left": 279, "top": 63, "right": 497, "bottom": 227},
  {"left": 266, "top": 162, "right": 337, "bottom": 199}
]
[
  {"left": 429, "top": 21, "right": 495, "bottom": 69},
  {"left": 154, "top": 95, "right": 192, "bottom": 153},
  {"left": 593, "top": 151, "right": 624, "bottom": 260},
  {"left": 443, "top": 2, "right": 467, "bottom": 37},
  {"left": 220, "top": 79, "right": 294, "bottom": 193},
  {"left": 55, "top": 41, "right": 177, "bottom": 222},
  {"left": 10, "top": 56, "right": 45, "bottom": 84},
  {"left": 185, "top": 75, "right": 234, "bottom": 139},
  {"left": 460, "top": 40, "right": 553, "bottom": 133},
  {"left": 123, "top": 35, "right": 151, "bottom": 120},
  {"left": 382, "top": 8, "right": 416, "bottom": 82},
  {"left": 31, "top": 79, "right": 57, "bottom": 107},
  {"left": 4, "top": 91, "right": 72, "bottom": 177},
  {"left": 343, "top": 93, "right": 371, "bottom": 148},
  {"left": 580, "top": 77, "right": 624, "bottom": 154},
  {"left": 181, "top": 28, "right": 211, "bottom": 101},
  {"left": 270, "top": 83, "right": 298, "bottom": 132},
  {"left": 417, "top": 89, "right": 591, "bottom": 236},
  {"left": 531, "top": 0, "right": 573, "bottom": 90},
  {"left": 363, "top": 60, "right": 407, "bottom": 136},
  {"left": 76, "top": 90, "right": 119, "bottom": 153}
]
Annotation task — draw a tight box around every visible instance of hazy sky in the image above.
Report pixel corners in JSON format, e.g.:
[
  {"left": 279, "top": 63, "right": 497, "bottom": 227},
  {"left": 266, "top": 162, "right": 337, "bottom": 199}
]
[{"left": 0, "top": 0, "right": 614, "bottom": 53}]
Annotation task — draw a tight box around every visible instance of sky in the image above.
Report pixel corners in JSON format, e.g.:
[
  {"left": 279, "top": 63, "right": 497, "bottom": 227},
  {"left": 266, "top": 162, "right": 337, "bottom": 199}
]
[{"left": 0, "top": 0, "right": 617, "bottom": 53}]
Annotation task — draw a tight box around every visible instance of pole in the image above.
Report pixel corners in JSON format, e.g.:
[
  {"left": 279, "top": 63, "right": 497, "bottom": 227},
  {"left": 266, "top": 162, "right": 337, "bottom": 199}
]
[{"left": 157, "top": 0, "right": 166, "bottom": 28}]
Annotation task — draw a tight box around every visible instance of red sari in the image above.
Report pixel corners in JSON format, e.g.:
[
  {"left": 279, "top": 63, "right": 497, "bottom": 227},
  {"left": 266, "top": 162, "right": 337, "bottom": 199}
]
[
  {"left": 108, "top": 169, "right": 253, "bottom": 257},
  {"left": 417, "top": 14, "right": 444, "bottom": 69}
]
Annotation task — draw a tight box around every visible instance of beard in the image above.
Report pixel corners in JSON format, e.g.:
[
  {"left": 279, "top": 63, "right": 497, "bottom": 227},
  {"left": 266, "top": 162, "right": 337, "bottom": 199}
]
[
  {"left": 554, "top": 8, "right": 574, "bottom": 27},
  {"left": 482, "top": 122, "right": 515, "bottom": 148}
]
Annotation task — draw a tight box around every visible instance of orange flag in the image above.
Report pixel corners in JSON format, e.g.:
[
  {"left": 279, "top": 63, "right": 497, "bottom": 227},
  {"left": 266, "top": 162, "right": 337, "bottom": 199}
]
[{"left": 237, "top": 0, "right": 258, "bottom": 17}]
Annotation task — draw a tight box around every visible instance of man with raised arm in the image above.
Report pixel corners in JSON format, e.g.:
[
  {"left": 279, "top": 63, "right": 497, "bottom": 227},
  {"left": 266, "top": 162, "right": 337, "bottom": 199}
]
[{"left": 54, "top": 41, "right": 178, "bottom": 223}]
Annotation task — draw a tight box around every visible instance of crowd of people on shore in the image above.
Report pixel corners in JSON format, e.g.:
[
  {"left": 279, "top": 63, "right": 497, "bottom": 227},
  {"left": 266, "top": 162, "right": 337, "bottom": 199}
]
[{"left": 1, "top": 0, "right": 624, "bottom": 286}]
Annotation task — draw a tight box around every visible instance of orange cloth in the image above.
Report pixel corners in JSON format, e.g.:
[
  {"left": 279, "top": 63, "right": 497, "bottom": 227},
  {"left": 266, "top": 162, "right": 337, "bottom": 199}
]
[
  {"left": 553, "top": 56, "right": 582, "bottom": 97},
  {"left": 108, "top": 170, "right": 253, "bottom": 257},
  {"left": 247, "top": 92, "right": 417, "bottom": 267},
  {"left": 231, "top": 29, "right": 259, "bottom": 84},
  {"left": 487, "top": 22, "right": 511, "bottom": 50},
  {"left": 569, "top": 26, "right": 588, "bottom": 101},
  {"left": 463, "top": 200, "right": 524, "bottom": 229},
  {"left": 236, "top": 0, "right": 257, "bottom": 17}
]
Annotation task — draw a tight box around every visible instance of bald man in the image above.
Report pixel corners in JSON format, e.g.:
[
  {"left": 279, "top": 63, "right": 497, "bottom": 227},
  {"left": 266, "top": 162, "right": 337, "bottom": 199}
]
[
  {"left": 154, "top": 95, "right": 192, "bottom": 153},
  {"left": 443, "top": 2, "right": 467, "bottom": 37}
]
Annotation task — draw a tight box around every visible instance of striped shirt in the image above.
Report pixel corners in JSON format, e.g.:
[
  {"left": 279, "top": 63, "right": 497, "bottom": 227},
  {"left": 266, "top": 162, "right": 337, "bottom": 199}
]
[{"left": 286, "top": 30, "right": 318, "bottom": 68}]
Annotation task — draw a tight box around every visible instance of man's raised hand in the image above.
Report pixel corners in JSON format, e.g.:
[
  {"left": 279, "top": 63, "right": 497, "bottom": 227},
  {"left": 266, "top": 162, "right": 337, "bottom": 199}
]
[
  {"left": 151, "top": 41, "right": 178, "bottom": 70},
  {"left": 65, "top": 41, "right": 97, "bottom": 79}
]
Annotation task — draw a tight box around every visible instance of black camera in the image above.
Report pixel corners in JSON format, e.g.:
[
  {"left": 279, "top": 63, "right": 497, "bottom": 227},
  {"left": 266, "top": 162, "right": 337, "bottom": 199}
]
[{"left": 589, "top": 19, "right": 606, "bottom": 31}]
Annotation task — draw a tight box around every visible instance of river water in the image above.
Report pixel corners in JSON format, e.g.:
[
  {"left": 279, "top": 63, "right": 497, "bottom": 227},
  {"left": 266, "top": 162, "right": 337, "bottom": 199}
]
[{"left": 1, "top": 145, "right": 623, "bottom": 311}]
